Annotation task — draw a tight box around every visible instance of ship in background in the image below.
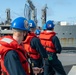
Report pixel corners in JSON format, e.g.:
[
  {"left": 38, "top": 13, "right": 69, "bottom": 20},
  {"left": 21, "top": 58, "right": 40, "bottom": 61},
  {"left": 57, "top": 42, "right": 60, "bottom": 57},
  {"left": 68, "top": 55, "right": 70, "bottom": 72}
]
[
  {"left": 54, "top": 23, "right": 76, "bottom": 50},
  {"left": 0, "top": 0, "right": 46, "bottom": 35},
  {"left": 0, "top": 9, "right": 12, "bottom": 36},
  {"left": 0, "top": 0, "right": 76, "bottom": 50}
]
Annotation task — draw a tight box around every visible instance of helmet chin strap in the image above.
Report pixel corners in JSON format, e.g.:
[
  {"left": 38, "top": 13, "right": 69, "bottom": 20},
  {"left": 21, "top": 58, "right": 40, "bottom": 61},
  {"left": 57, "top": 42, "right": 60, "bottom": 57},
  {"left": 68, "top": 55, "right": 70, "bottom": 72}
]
[{"left": 22, "top": 33, "right": 28, "bottom": 41}]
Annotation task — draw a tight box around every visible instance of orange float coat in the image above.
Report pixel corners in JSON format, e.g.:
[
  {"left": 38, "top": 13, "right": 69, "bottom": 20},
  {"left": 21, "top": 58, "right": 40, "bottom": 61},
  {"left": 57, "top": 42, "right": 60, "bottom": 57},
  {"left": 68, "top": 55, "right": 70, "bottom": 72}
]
[
  {"left": 0, "top": 36, "right": 30, "bottom": 75},
  {"left": 39, "top": 31, "right": 56, "bottom": 53},
  {"left": 23, "top": 33, "right": 40, "bottom": 59}
]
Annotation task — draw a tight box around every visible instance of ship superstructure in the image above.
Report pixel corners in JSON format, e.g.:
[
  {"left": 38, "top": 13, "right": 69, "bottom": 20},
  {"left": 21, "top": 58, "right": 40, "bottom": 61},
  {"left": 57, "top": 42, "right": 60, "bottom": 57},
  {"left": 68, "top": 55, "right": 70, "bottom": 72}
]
[{"left": 54, "top": 24, "right": 76, "bottom": 50}]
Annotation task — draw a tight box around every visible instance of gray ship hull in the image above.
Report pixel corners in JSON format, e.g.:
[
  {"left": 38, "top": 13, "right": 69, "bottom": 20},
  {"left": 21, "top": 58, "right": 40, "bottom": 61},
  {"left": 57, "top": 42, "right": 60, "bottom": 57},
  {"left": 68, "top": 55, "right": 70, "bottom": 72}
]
[{"left": 54, "top": 25, "right": 76, "bottom": 50}]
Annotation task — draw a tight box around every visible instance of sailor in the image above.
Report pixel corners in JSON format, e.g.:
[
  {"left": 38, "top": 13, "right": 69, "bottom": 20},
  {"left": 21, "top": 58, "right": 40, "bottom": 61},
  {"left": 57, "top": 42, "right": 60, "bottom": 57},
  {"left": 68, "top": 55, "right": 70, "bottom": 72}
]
[
  {"left": 42, "top": 23, "right": 47, "bottom": 31},
  {"left": 0, "top": 17, "right": 31, "bottom": 75},
  {"left": 23, "top": 20, "right": 48, "bottom": 75},
  {"left": 39, "top": 20, "right": 66, "bottom": 75},
  {"left": 35, "top": 29, "right": 41, "bottom": 37}
]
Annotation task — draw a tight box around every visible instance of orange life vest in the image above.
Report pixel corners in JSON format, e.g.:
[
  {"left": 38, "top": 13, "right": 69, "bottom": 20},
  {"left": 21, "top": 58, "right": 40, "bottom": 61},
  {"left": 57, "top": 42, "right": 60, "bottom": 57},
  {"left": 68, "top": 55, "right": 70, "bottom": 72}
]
[
  {"left": 0, "top": 37, "right": 1, "bottom": 74},
  {"left": 0, "top": 36, "right": 30, "bottom": 75},
  {"left": 0, "top": 56, "right": 1, "bottom": 75},
  {"left": 39, "top": 31, "right": 56, "bottom": 53},
  {"left": 23, "top": 33, "right": 40, "bottom": 59}
]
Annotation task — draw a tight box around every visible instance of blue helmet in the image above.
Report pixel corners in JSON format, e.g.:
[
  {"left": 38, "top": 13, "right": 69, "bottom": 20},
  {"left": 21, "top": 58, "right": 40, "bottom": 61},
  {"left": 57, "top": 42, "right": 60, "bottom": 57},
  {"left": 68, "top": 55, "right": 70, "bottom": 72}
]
[
  {"left": 28, "top": 20, "right": 36, "bottom": 28},
  {"left": 35, "top": 29, "right": 41, "bottom": 35},
  {"left": 42, "top": 24, "right": 47, "bottom": 30},
  {"left": 46, "top": 20, "right": 55, "bottom": 30},
  {"left": 11, "top": 17, "right": 28, "bottom": 31}
]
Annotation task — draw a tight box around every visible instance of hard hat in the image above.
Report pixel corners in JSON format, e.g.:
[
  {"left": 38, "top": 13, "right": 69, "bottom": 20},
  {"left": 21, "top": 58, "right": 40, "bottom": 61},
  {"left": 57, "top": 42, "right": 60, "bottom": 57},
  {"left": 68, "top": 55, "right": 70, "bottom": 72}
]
[
  {"left": 11, "top": 17, "right": 28, "bottom": 31},
  {"left": 46, "top": 20, "right": 55, "bottom": 30},
  {"left": 35, "top": 29, "right": 41, "bottom": 35},
  {"left": 42, "top": 24, "right": 47, "bottom": 30},
  {"left": 28, "top": 20, "right": 36, "bottom": 28}
]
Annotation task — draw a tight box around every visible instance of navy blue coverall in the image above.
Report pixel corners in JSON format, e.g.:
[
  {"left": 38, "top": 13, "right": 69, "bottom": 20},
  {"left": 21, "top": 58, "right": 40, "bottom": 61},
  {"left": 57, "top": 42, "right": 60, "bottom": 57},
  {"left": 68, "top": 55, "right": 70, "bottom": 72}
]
[
  {"left": 30, "top": 37, "right": 48, "bottom": 60},
  {"left": 30, "top": 37, "right": 48, "bottom": 75},
  {"left": 4, "top": 50, "right": 27, "bottom": 75}
]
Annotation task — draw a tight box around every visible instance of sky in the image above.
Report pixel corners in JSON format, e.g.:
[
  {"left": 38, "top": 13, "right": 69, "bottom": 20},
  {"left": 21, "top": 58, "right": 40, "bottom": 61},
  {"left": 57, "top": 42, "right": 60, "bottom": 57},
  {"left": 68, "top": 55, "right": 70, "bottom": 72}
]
[{"left": 0, "top": 0, "right": 76, "bottom": 26}]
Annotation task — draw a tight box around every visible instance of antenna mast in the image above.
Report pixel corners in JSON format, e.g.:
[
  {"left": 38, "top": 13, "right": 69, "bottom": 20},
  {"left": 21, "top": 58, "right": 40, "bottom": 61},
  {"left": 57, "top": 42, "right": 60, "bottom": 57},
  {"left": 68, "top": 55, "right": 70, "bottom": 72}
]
[
  {"left": 27, "top": 0, "right": 37, "bottom": 25},
  {"left": 41, "top": 4, "right": 48, "bottom": 26}
]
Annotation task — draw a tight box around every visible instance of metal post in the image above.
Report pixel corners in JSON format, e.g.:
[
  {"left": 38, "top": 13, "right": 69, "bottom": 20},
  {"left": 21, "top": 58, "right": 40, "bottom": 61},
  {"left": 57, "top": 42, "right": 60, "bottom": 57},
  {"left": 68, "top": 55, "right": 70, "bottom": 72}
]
[{"left": 41, "top": 4, "right": 48, "bottom": 27}]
